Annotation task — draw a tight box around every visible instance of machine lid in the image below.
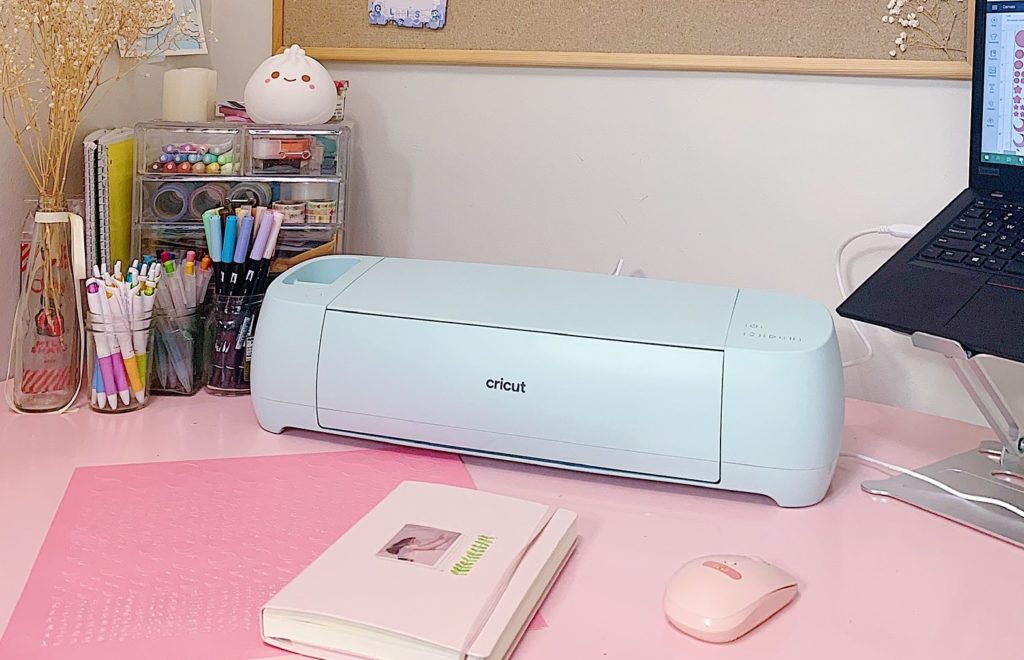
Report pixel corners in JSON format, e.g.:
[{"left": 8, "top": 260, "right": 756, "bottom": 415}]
[{"left": 327, "top": 258, "right": 738, "bottom": 349}]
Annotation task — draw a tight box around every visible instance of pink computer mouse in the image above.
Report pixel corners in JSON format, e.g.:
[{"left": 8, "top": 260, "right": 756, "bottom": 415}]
[{"left": 663, "top": 555, "right": 798, "bottom": 643}]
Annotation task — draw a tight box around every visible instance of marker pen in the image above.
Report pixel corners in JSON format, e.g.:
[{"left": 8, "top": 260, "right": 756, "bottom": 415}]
[
  {"left": 241, "top": 210, "right": 274, "bottom": 298},
  {"left": 249, "top": 211, "right": 284, "bottom": 298},
  {"left": 85, "top": 280, "right": 117, "bottom": 409},
  {"left": 184, "top": 251, "right": 197, "bottom": 309},
  {"left": 230, "top": 215, "right": 254, "bottom": 296},
  {"left": 87, "top": 279, "right": 127, "bottom": 408},
  {"left": 103, "top": 284, "right": 145, "bottom": 404},
  {"left": 203, "top": 209, "right": 224, "bottom": 295},
  {"left": 132, "top": 282, "right": 157, "bottom": 385},
  {"left": 198, "top": 255, "right": 214, "bottom": 304},
  {"left": 221, "top": 215, "right": 238, "bottom": 296},
  {"left": 164, "top": 260, "right": 188, "bottom": 313},
  {"left": 91, "top": 357, "right": 105, "bottom": 408},
  {"left": 253, "top": 206, "right": 267, "bottom": 239}
]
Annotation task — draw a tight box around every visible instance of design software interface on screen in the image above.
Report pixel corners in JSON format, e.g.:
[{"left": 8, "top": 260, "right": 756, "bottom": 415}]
[{"left": 982, "top": 3, "right": 1024, "bottom": 165}]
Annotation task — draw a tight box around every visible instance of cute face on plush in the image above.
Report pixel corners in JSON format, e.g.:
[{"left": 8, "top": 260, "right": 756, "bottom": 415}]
[{"left": 244, "top": 44, "right": 336, "bottom": 125}]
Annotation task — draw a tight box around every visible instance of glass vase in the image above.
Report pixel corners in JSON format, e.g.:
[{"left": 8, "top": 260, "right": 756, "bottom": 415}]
[{"left": 10, "top": 210, "right": 83, "bottom": 412}]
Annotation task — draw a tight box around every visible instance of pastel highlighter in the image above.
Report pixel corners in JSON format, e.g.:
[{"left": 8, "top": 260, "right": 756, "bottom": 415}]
[
  {"left": 91, "top": 358, "right": 106, "bottom": 409},
  {"left": 85, "top": 281, "right": 120, "bottom": 409},
  {"left": 133, "top": 283, "right": 158, "bottom": 385},
  {"left": 102, "top": 285, "right": 143, "bottom": 403},
  {"left": 110, "top": 349, "right": 131, "bottom": 405}
]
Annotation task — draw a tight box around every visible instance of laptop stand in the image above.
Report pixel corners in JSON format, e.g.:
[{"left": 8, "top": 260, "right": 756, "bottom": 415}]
[{"left": 861, "top": 332, "right": 1024, "bottom": 548}]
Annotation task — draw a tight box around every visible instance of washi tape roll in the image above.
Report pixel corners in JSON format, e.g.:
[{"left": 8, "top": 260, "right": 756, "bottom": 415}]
[
  {"left": 304, "top": 199, "right": 336, "bottom": 224},
  {"left": 189, "top": 182, "right": 231, "bottom": 219},
  {"left": 272, "top": 200, "right": 307, "bottom": 224},
  {"left": 151, "top": 182, "right": 191, "bottom": 222},
  {"left": 207, "top": 139, "right": 234, "bottom": 156},
  {"left": 228, "top": 181, "right": 272, "bottom": 208}
]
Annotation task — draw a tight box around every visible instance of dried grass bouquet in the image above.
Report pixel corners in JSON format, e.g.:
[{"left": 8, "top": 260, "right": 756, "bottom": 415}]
[{"left": 0, "top": 0, "right": 177, "bottom": 211}]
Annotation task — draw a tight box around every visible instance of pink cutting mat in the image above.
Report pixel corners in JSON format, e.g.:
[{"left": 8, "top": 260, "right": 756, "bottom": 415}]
[{"left": 0, "top": 447, "right": 543, "bottom": 660}]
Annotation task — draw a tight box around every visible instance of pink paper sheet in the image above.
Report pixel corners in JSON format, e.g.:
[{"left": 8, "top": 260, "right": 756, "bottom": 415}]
[{"left": 0, "top": 447, "right": 546, "bottom": 660}]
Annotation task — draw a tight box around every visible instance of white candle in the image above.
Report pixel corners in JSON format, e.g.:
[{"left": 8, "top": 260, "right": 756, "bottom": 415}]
[
  {"left": 162, "top": 68, "right": 216, "bottom": 122},
  {"left": 204, "top": 68, "right": 218, "bottom": 119}
]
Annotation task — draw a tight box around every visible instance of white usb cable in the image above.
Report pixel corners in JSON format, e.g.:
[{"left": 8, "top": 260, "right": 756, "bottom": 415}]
[{"left": 835, "top": 224, "right": 922, "bottom": 368}]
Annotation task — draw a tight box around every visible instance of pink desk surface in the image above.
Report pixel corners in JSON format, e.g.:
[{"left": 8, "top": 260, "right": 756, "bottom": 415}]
[{"left": 0, "top": 395, "right": 1016, "bottom": 658}]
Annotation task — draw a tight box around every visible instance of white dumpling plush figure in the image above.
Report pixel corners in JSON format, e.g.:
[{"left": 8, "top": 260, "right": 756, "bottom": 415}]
[{"left": 244, "top": 44, "right": 336, "bottom": 125}]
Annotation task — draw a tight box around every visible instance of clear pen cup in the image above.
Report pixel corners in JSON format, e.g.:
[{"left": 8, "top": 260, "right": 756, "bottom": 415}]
[
  {"left": 151, "top": 307, "right": 206, "bottom": 395},
  {"left": 205, "top": 294, "right": 263, "bottom": 396},
  {"left": 86, "top": 310, "right": 155, "bottom": 414}
]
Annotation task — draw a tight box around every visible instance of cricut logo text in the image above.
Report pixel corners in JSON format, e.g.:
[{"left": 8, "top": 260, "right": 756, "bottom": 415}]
[{"left": 485, "top": 378, "right": 526, "bottom": 394}]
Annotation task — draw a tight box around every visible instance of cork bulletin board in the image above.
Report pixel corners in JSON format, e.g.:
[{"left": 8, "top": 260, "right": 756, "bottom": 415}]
[{"left": 273, "top": 0, "right": 974, "bottom": 79}]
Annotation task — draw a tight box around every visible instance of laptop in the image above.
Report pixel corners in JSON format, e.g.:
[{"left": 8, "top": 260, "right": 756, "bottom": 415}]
[{"left": 837, "top": 0, "right": 1024, "bottom": 363}]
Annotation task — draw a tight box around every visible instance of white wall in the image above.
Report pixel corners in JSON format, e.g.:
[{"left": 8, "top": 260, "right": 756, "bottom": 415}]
[
  {"left": 2, "top": 0, "right": 1010, "bottom": 425},
  {"left": 334, "top": 64, "right": 992, "bottom": 423}
]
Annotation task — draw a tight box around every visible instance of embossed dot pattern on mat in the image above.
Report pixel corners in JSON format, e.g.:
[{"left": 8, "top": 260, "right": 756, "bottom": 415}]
[{"left": 0, "top": 448, "right": 476, "bottom": 660}]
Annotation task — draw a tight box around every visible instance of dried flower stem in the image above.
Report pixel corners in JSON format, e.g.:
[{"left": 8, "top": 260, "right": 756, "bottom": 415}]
[
  {"left": 914, "top": 27, "right": 967, "bottom": 55},
  {"left": 882, "top": 0, "right": 967, "bottom": 60},
  {"left": 0, "top": 0, "right": 181, "bottom": 212}
]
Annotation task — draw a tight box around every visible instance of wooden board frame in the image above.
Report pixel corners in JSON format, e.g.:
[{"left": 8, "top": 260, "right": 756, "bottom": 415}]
[{"left": 273, "top": 0, "right": 974, "bottom": 80}]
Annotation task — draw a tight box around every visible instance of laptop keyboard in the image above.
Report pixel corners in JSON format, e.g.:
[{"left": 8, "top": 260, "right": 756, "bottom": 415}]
[{"left": 916, "top": 199, "right": 1024, "bottom": 276}]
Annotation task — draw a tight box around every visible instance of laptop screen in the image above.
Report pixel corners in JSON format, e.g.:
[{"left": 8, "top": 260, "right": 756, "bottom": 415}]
[{"left": 981, "top": 3, "right": 1024, "bottom": 166}]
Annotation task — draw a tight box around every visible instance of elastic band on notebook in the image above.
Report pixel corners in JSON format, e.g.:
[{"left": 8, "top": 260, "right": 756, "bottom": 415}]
[{"left": 456, "top": 506, "right": 557, "bottom": 659}]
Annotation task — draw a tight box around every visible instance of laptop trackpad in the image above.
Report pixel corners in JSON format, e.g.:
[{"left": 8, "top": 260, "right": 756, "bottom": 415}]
[
  {"left": 883, "top": 262, "right": 985, "bottom": 329},
  {"left": 943, "top": 278, "right": 1024, "bottom": 355}
]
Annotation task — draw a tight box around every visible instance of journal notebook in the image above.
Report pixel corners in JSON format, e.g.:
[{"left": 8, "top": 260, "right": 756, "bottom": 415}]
[{"left": 261, "top": 482, "right": 577, "bottom": 660}]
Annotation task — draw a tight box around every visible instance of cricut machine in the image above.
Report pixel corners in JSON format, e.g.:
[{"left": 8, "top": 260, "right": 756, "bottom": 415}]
[{"left": 251, "top": 256, "right": 844, "bottom": 507}]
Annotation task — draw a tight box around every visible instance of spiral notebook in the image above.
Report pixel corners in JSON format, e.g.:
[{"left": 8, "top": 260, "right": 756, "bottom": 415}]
[{"left": 82, "top": 127, "right": 133, "bottom": 269}]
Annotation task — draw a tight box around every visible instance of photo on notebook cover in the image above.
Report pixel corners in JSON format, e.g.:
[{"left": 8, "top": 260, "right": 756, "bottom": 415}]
[{"left": 377, "top": 524, "right": 463, "bottom": 567}]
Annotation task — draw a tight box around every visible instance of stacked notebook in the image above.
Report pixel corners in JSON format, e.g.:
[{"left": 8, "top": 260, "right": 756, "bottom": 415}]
[
  {"left": 83, "top": 127, "right": 133, "bottom": 269},
  {"left": 261, "top": 482, "right": 578, "bottom": 660}
]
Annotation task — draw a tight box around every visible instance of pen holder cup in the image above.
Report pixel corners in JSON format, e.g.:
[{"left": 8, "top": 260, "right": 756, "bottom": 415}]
[
  {"left": 205, "top": 294, "right": 263, "bottom": 396},
  {"left": 151, "top": 308, "right": 206, "bottom": 396},
  {"left": 85, "top": 310, "right": 156, "bottom": 414}
]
